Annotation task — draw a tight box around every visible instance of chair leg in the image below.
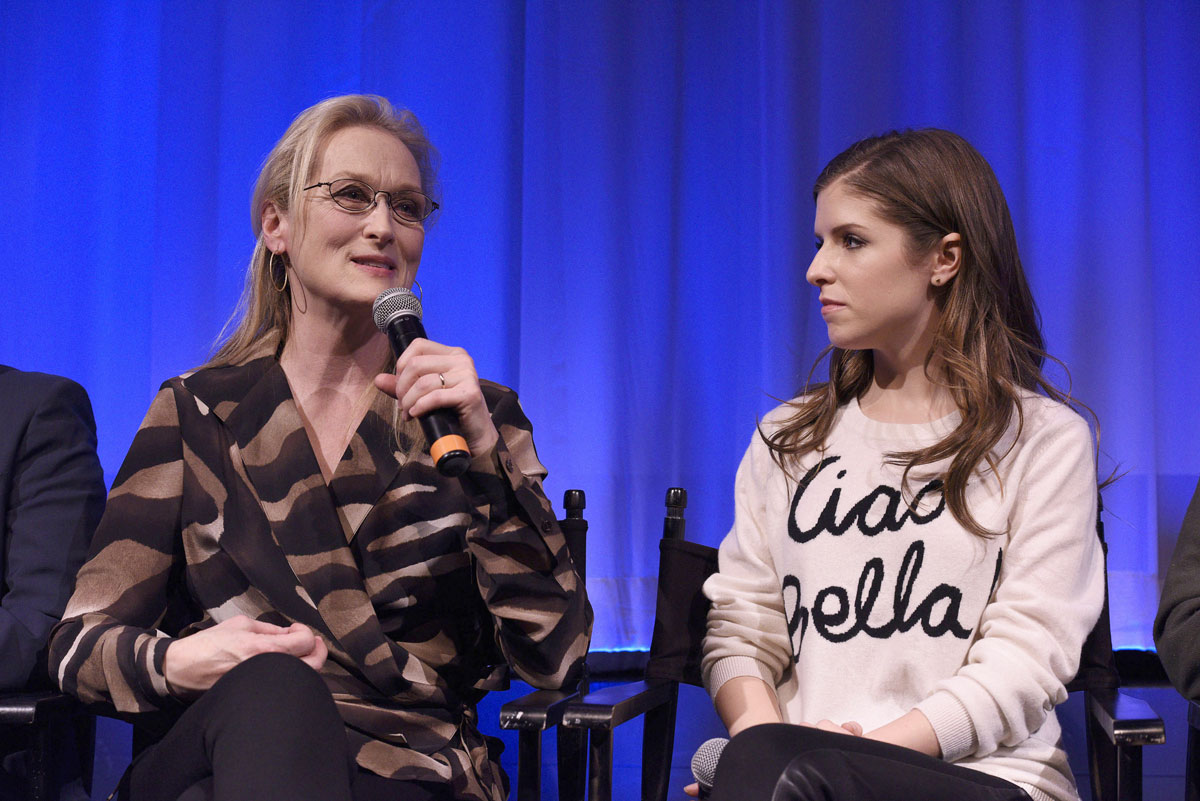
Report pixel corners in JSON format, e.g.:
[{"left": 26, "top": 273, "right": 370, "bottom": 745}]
[
  {"left": 1087, "top": 702, "right": 1147, "bottom": 801},
  {"left": 28, "top": 701, "right": 65, "bottom": 801},
  {"left": 1189, "top": 723, "right": 1200, "bottom": 801},
  {"left": 558, "top": 724, "right": 587, "bottom": 801},
  {"left": 516, "top": 729, "right": 542, "bottom": 801},
  {"left": 1115, "top": 744, "right": 1143, "bottom": 801},
  {"left": 587, "top": 728, "right": 613, "bottom": 801},
  {"left": 641, "top": 685, "right": 678, "bottom": 801},
  {"left": 74, "top": 710, "right": 95, "bottom": 795},
  {"left": 1086, "top": 695, "right": 1117, "bottom": 801}
]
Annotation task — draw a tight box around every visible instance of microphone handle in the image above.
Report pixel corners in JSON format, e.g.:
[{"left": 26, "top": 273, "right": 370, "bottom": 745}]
[{"left": 383, "top": 315, "right": 471, "bottom": 477}]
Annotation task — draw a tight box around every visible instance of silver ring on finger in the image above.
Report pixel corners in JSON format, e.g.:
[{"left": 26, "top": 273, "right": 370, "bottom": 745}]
[{"left": 438, "top": 372, "right": 446, "bottom": 388}]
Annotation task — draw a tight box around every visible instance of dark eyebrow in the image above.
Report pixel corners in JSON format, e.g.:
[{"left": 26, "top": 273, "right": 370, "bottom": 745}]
[{"left": 815, "top": 223, "right": 867, "bottom": 238}]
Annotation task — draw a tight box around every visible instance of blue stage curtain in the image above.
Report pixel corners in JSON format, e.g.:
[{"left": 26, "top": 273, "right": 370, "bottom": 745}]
[{"left": 1, "top": 0, "right": 1196, "bottom": 653}]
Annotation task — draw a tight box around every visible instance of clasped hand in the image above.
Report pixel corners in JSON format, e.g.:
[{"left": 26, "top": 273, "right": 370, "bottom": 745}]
[
  {"left": 373, "top": 337, "right": 499, "bottom": 455},
  {"left": 163, "top": 615, "right": 327, "bottom": 697}
]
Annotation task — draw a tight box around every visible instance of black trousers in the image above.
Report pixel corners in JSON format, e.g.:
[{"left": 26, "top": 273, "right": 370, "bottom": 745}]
[
  {"left": 709, "top": 724, "right": 1033, "bottom": 801},
  {"left": 126, "top": 653, "right": 455, "bottom": 801}
]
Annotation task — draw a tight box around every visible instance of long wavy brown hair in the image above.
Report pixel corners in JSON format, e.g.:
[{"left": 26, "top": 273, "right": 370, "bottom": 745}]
[
  {"left": 765, "top": 129, "right": 1089, "bottom": 538},
  {"left": 206, "top": 94, "right": 439, "bottom": 369}
]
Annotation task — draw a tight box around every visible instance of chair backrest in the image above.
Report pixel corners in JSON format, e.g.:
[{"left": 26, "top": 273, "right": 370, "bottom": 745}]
[
  {"left": 641, "top": 490, "right": 1118, "bottom": 695},
  {"left": 559, "top": 488, "right": 589, "bottom": 692},
  {"left": 1066, "top": 494, "right": 1120, "bottom": 693},
  {"left": 644, "top": 488, "right": 718, "bottom": 687},
  {"left": 560, "top": 488, "right": 587, "bottom": 582}
]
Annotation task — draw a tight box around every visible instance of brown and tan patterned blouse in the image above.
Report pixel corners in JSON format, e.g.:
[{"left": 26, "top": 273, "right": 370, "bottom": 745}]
[{"left": 49, "top": 356, "right": 591, "bottom": 800}]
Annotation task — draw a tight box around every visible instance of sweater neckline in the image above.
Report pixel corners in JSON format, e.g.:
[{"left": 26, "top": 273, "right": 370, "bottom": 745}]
[{"left": 839, "top": 397, "right": 961, "bottom": 446}]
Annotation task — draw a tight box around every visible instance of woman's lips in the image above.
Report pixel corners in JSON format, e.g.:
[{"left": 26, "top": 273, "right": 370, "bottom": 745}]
[
  {"left": 352, "top": 257, "right": 396, "bottom": 273},
  {"left": 820, "top": 299, "right": 845, "bottom": 316}
]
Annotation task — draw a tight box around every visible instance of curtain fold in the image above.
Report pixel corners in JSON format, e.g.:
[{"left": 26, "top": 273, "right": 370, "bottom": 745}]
[{"left": 1, "top": 0, "right": 1196, "bottom": 651}]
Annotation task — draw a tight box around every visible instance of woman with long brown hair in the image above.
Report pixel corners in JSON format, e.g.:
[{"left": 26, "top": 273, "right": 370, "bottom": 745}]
[{"left": 698, "top": 130, "right": 1104, "bottom": 801}]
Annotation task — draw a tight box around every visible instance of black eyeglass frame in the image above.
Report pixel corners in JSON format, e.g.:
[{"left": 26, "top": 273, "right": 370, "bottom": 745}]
[{"left": 303, "top": 179, "right": 440, "bottom": 224}]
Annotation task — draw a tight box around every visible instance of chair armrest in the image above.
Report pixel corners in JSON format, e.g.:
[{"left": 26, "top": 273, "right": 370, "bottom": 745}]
[
  {"left": 0, "top": 691, "right": 74, "bottom": 726},
  {"left": 1087, "top": 688, "right": 1166, "bottom": 747},
  {"left": 562, "top": 679, "right": 676, "bottom": 730},
  {"left": 499, "top": 687, "right": 579, "bottom": 731}
]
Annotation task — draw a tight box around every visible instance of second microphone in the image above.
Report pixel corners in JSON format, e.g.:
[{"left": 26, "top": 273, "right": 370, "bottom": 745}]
[{"left": 372, "top": 287, "right": 471, "bottom": 477}]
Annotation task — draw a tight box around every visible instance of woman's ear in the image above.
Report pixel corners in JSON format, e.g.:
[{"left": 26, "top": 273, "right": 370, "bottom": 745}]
[
  {"left": 261, "top": 201, "right": 290, "bottom": 254},
  {"left": 931, "top": 233, "right": 962, "bottom": 287}
]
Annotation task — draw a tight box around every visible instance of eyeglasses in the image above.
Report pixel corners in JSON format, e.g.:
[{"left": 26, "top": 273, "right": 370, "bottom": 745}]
[{"left": 303, "top": 178, "right": 439, "bottom": 223}]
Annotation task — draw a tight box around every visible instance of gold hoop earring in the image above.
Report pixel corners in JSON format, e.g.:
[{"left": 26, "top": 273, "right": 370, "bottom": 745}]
[{"left": 270, "top": 252, "right": 289, "bottom": 293}]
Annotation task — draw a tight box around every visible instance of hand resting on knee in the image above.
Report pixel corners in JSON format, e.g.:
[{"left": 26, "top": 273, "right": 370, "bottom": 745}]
[{"left": 163, "top": 614, "right": 328, "bottom": 697}]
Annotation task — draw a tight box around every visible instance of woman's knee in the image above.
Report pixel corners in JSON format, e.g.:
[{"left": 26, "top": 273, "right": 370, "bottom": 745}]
[
  {"left": 214, "top": 653, "right": 329, "bottom": 706},
  {"left": 712, "top": 724, "right": 809, "bottom": 801},
  {"left": 205, "top": 653, "right": 341, "bottom": 739},
  {"left": 719, "top": 723, "right": 822, "bottom": 775},
  {"left": 722, "top": 723, "right": 796, "bottom": 762},
  {"left": 714, "top": 725, "right": 879, "bottom": 801},
  {"left": 128, "top": 655, "right": 349, "bottom": 801}
]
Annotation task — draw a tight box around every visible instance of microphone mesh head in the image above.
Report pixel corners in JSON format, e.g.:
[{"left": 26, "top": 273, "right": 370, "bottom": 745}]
[
  {"left": 690, "top": 737, "right": 728, "bottom": 789},
  {"left": 372, "top": 287, "right": 423, "bottom": 332}
]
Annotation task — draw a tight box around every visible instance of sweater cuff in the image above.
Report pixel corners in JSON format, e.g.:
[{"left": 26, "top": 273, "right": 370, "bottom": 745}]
[
  {"left": 705, "top": 655, "right": 776, "bottom": 702},
  {"left": 915, "top": 690, "right": 978, "bottom": 762}
]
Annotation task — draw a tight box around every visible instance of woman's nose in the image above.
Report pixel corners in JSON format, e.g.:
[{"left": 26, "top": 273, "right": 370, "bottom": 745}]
[
  {"left": 806, "top": 247, "right": 831, "bottom": 286},
  {"left": 362, "top": 196, "right": 396, "bottom": 240}
]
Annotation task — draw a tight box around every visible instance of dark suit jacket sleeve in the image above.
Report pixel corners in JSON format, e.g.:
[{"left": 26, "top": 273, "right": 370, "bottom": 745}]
[
  {"left": 1155, "top": 477, "right": 1200, "bottom": 700},
  {"left": 0, "top": 373, "right": 105, "bottom": 689}
]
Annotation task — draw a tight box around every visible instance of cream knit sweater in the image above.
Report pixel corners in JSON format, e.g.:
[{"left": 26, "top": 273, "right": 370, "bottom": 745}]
[{"left": 702, "top": 393, "right": 1104, "bottom": 801}]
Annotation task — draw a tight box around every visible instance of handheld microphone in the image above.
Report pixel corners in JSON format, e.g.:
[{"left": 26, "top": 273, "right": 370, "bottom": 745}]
[
  {"left": 690, "top": 737, "right": 728, "bottom": 798},
  {"left": 372, "top": 287, "right": 470, "bottom": 477}
]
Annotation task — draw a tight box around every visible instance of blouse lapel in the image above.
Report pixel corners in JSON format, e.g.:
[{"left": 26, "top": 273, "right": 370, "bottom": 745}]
[
  {"left": 326, "top": 390, "right": 412, "bottom": 539},
  {"left": 183, "top": 358, "right": 406, "bottom": 693}
]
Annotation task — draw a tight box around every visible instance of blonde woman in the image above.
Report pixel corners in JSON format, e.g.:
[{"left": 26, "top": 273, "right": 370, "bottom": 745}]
[{"left": 50, "top": 95, "right": 590, "bottom": 801}]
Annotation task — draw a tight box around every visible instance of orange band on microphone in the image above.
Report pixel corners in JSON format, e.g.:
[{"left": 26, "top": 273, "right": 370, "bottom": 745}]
[{"left": 431, "top": 435, "right": 470, "bottom": 464}]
